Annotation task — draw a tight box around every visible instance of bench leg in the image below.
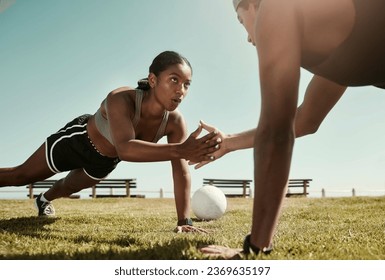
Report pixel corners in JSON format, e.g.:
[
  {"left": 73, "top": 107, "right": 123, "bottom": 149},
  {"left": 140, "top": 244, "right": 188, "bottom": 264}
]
[
  {"left": 28, "top": 184, "right": 33, "bottom": 199},
  {"left": 125, "top": 181, "right": 131, "bottom": 197},
  {"left": 304, "top": 180, "right": 309, "bottom": 197}
]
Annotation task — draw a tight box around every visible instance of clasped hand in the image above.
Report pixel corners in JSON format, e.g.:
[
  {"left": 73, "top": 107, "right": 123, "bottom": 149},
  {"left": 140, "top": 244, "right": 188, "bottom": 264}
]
[
  {"left": 183, "top": 120, "right": 227, "bottom": 169},
  {"left": 179, "top": 121, "right": 222, "bottom": 165}
]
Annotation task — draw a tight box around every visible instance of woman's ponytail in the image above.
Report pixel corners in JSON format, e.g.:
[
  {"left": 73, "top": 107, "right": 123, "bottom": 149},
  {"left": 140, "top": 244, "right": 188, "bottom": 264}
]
[{"left": 136, "top": 78, "right": 151, "bottom": 90}]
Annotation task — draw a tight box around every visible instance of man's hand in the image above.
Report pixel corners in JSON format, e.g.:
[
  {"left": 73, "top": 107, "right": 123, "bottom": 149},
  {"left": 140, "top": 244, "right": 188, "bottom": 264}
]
[{"left": 199, "top": 245, "right": 243, "bottom": 259}]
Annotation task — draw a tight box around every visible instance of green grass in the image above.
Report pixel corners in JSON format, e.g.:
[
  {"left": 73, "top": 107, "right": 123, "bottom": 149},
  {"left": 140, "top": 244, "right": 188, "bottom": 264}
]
[{"left": 0, "top": 196, "right": 385, "bottom": 260}]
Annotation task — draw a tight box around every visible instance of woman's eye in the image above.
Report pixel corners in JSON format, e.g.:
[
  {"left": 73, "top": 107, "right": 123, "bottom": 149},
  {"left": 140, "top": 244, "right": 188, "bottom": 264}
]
[
  {"left": 171, "top": 77, "right": 178, "bottom": 83},
  {"left": 184, "top": 82, "right": 190, "bottom": 89}
]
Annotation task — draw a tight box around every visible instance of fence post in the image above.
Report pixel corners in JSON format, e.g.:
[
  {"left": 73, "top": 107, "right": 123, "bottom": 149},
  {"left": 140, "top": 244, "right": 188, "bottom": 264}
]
[
  {"left": 160, "top": 188, "right": 164, "bottom": 198},
  {"left": 352, "top": 188, "right": 356, "bottom": 197},
  {"left": 321, "top": 188, "right": 325, "bottom": 198}
]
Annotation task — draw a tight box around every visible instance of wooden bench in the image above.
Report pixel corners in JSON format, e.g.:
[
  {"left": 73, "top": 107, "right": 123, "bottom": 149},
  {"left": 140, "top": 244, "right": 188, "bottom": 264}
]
[
  {"left": 286, "top": 179, "right": 312, "bottom": 197},
  {"left": 90, "top": 178, "right": 144, "bottom": 198},
  {"left": 27, "top": 178, "right": 142, "bottom": 199},
  {"left": 203, "top": 178, "right": 252, "bottom": 198},
  {"left": 27, "top": 179, "right": 80, "bottom": 199}
]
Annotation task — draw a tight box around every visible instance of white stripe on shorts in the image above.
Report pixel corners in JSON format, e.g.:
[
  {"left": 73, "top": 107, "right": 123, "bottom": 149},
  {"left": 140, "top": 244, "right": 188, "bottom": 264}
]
[
  {"left": 45, "top": 139, "right": 58, "bottom": 173},
  {"left": 48, "top": 131, "right": 87, "bottom": 173},
  {"left": 83, "top": 168, "right": 108, "bottom": 181},
  {"left": 57, "top": 123, "right": 87, "bottom": 134}
]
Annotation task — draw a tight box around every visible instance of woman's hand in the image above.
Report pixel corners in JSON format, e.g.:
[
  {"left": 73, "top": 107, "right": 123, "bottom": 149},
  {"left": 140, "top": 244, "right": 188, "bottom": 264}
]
[
  {"left": 189, "top": 120, "right": 228, "bottom": 169},
  {"left": 174, "top": 225, "right": 209, "bottom": 233},
  {"left": 178, "top": 123, "right": 221, "bottom": 163}
]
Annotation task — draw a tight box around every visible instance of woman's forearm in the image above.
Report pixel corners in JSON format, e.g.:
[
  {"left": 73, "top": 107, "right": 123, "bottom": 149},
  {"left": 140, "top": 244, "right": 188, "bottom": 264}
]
[
  {"left": 117, "top": 139, "right": 180, "bottom": 162},
  {"left": 115, "top": 128, "right": 220, "bottom": 163},
  {"left": 171, "top": 159, "right": 191, "bottom": 221}
]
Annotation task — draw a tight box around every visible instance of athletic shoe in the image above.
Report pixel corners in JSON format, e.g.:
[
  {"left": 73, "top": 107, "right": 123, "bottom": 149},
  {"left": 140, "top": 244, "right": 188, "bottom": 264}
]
[{"left": 35, "top": 193, "right": 55, "bottom": 217}]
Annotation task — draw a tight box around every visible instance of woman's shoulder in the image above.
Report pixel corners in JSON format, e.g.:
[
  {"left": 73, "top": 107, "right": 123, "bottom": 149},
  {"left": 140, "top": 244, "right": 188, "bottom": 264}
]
[
  {"left": 166, "top": 109, "right": 187, "bottom": 130},
  {"left": 107, "top": 86, "right": 138, "bottom": 101},
  {"left": 109, "top": 86, "right": 136, "bottom": 95},
  {"left": 103, "top": 87, "right": 140, "bottom": 116},
  {"left": 164, "top": 109, "right": 188, "bottom": 137}
]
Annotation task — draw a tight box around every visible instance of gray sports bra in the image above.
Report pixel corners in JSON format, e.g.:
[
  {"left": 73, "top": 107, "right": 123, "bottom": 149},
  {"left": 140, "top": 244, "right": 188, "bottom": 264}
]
[{"left": 94, "top": 89, "right": 169, "bottom": 144}]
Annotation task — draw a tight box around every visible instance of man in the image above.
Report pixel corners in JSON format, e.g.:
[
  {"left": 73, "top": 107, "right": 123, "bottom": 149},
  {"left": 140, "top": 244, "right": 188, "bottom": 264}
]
[{"left": 200, "top": 0, "right": 385, "bottom": 258}]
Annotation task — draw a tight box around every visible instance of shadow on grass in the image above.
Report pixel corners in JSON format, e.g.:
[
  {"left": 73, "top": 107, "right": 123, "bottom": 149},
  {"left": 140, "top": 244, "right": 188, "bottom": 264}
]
[
  {"left": 0, "top": 216, "right": 217, "bottom": 260},
  {"left": 0, "top": 216, "right": 59, "bottom": 238},
  {"left": 2, "top": 238, "right": 215, "bottom": 260}
]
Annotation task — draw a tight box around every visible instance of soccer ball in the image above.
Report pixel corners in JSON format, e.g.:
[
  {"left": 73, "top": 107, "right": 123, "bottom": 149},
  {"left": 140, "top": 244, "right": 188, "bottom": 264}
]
[{"left": 191, "top": 185, "right": 227, "bottom": 220}]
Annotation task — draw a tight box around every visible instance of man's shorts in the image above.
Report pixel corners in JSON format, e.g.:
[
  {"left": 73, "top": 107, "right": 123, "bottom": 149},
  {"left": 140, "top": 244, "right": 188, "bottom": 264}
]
[{"left": 45, "top": 114, "right": 120, "bottom": 180}]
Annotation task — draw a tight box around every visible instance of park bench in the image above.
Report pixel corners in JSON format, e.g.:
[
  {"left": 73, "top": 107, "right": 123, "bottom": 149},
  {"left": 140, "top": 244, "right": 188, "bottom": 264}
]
[
  {"left": 27, "top": 178, "right": 142, "bottom": 199},
  {"left": 90, "top": 178, "right": 143, "bottom": 198},
  {"left": 203, "top": 178, "right": 312, "bottom": 198},
  {"left": 286, "top": 179, "right": 312, "bottom": 197},
  {"left": 27, "top": 179, "right": 80, "bottom": 199},
  {"left": 203, "top": 178, "right": 252, "bottom": 198}
]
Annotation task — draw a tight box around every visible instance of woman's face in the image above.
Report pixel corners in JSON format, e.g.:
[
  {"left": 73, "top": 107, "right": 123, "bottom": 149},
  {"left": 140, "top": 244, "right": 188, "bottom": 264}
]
[
  {"left": 152, "top": 62, "right": 192, "bottom": 111},
  {"left": 237, "top": 3, "right": 258, "bottom": 46}
]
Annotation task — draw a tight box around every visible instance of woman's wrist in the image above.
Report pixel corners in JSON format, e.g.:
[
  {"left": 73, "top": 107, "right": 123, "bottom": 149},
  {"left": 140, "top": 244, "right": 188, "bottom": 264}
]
[{"left": 177, "top": 218, "right": 193, "bottom": 226}]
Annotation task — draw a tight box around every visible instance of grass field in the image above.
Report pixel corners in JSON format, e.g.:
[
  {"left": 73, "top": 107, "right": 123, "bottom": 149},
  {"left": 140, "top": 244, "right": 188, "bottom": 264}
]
[{"left": 0, "top": 196, "right": 385, "bottom": 260}]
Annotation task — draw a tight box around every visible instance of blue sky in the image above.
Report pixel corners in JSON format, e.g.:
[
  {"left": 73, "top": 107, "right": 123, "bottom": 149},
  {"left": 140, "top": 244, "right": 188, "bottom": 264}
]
[{"left": 1, "top": 0, "right": 385, "bottom": 199}]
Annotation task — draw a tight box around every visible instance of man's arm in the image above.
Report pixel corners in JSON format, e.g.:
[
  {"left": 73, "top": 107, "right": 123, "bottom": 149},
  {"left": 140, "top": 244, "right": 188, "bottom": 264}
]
[{"left": 198, "top": 74, "right": 346, "bottom": 166}]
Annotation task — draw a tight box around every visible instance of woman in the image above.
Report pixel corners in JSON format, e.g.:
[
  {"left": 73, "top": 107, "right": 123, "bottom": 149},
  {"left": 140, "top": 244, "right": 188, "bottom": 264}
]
[
  {"left": 0, "top": 51, "right": 219, "bottom": 232},
  {"left": 200, "top": 0, "right": 385, "bottom": 257}
]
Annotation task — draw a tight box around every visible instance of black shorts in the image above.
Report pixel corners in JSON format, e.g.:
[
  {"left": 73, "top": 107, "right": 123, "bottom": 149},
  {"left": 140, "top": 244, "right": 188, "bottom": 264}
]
[{"left": 45, "top": 114, "right": 120, "bottom": 180}]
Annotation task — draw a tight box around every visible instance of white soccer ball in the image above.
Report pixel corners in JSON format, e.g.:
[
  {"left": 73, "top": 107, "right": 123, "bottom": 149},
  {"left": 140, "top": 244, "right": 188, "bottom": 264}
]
[{"left": 191, "top": 185, "right": 227, "bottom": 220}]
